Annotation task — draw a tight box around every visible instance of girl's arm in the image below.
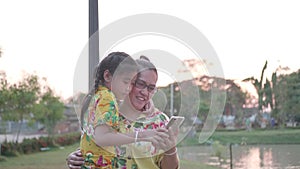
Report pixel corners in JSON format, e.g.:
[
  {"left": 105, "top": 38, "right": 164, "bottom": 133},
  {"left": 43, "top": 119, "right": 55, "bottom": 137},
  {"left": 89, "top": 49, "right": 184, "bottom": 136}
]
[{"left": 94, "top": 124, "right": 169, "bottom": 147}]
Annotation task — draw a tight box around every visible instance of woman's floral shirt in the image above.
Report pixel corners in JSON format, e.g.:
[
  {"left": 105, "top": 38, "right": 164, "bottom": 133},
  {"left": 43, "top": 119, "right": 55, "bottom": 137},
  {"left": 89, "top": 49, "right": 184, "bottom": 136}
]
[{"left": 115, "top": 110, "right": 169, "bottom": 169}]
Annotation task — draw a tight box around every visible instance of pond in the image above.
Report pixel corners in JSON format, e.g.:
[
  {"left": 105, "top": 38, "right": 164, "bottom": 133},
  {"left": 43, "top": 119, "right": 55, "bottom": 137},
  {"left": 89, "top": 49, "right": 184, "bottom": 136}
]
[{"left": 178, "top": 144, "right": 300, "bottom": 169}]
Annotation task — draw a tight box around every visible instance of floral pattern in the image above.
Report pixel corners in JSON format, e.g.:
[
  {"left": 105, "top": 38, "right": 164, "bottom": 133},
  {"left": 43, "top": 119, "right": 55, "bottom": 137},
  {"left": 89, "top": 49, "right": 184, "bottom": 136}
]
[
  {"left": 80, "top": 86, "right": 119, "bottom": 169},
  {"left": 116, "top": 110, "right": 169, "bottom": 169}
]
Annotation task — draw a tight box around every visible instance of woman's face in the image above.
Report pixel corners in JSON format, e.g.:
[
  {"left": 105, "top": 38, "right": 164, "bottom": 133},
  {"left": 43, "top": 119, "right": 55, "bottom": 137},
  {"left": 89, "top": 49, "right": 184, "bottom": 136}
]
[{"left": 129, "top": 70, "right": 158, "bottom": 111}]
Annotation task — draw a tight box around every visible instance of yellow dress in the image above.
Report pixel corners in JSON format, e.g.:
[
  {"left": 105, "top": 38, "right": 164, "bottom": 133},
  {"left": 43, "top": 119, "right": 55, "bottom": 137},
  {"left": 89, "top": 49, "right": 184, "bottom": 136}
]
[{"left": 80, "top": 86, "right": 119, "bottom": 169}]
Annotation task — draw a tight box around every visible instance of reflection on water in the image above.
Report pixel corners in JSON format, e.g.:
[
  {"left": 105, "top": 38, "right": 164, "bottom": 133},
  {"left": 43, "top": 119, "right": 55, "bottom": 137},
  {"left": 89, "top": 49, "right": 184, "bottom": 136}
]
[
  {"left": 178, "top": 144, "right": 300, "bottom": 169},
  {"left": 233, "top": 144, "right": 300, "bottom": 169},
  {"left": 236, "top": 148, "right": 261, "bottom": 168}
]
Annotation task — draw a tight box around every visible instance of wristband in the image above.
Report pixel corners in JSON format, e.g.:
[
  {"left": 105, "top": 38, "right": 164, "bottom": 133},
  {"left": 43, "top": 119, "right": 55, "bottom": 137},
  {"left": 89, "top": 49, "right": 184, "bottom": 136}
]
[{"left": 135, "top": 131, "right": 139, "bottom": 143}]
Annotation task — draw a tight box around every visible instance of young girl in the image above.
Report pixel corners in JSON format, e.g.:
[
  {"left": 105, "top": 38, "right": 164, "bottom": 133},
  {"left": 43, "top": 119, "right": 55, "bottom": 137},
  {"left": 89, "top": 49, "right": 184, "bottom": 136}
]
[{"left": 80, "top": 52, "right": 168, "bottom": 169}]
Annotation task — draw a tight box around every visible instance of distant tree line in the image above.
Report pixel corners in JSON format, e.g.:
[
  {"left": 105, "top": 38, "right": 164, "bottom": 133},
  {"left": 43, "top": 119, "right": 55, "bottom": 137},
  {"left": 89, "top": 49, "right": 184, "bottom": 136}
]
[
  {"left": 0, "top": 72, "right": 65, "bottom": 142},
  {"left": 157, "top": 59, "right": 300, "bottom": 127},
  {"left": 243, "top": 61, "right": 300, "bottom": 126}
]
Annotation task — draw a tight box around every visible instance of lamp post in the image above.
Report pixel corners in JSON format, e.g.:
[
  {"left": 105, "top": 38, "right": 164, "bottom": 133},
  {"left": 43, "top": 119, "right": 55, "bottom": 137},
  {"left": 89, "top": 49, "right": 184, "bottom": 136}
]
[
  {"left": 88, "top": 0, "right": 99, "bottom": 91},
  {"left": 170, "top": 83, "right": 174, "bottom": 116}
]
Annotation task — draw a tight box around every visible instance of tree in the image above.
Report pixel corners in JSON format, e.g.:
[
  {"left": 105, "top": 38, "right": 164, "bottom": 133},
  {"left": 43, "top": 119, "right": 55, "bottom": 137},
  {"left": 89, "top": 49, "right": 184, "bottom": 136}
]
[
  {"left": 280, "top": 70, "right": 300, "bottom": 125},
  {"left": 243, "top": 61, "right": 268, "bottom": 112},
  {"left": 0, "top": 73, "right": 65, "bottom": 141},
  {"left": 0, "top": 71, "right": 8, "bottom": 109},
  {"left": 225, "top": 79, "right": 247, "bottom": 126},
  {"left": 263, "top": 79, "right": 273, "bottom": 109},
  {"left": 33, "top": 87, "right": 64, "bottom": 136},
  {"left": 0, "top": 71, "right": 9, "bottom": 134},
  {"left": 1, "top": 74, "right": 40, "bottom": 142}
]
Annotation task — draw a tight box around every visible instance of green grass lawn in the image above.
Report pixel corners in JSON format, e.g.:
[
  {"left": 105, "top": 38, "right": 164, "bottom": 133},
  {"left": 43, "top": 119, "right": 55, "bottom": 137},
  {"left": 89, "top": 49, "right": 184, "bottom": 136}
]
[
  {"left": 180, "top": 128, "right": 300, "bottom": 146},
  {"left": 212, "top": 128, "right": 300, "bottom": 144},
  {"left": 0, "top": 144, "right": 79, "bottom": 169},
  {"left": 0, "top": 143, "right": 217, "bottom": 169},
  {"left": 0, "top": 144, "right": 217, "bottom": 169}
]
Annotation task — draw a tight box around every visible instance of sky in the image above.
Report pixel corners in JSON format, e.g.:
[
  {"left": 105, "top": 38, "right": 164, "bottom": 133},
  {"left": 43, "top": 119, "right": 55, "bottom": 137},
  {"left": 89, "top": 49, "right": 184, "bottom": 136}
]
[{"left": 0, "top": 0, "right": 300, "bottom": 100}]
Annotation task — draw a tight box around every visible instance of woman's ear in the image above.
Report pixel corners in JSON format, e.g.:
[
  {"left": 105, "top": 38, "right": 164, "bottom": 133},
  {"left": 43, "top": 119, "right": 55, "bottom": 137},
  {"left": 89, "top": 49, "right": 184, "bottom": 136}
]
[{"left": 103, "top": 70, "right": 112, "bottom": 82}]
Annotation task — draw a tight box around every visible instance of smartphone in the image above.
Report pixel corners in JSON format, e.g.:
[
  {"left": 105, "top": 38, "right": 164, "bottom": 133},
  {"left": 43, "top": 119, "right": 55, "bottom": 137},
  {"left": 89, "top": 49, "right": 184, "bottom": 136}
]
[{"left": 166, "top": 116, "right": 185, "bottom": 129}]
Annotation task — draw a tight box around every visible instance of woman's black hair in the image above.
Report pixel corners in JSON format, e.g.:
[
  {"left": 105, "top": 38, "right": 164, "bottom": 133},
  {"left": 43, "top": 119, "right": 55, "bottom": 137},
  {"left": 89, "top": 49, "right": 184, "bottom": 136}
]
[{"left": 80, "top": 52, "right": 136, "bottom": 128}]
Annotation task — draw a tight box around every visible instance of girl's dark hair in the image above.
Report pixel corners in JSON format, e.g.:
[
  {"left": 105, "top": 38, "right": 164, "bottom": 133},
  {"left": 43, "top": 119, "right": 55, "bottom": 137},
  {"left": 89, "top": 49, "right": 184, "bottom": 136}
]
[
  {"left": 136, "top": 55, "right": 158, "bottom": 76},
  {"left": 80, "top": 52, "right": 136, "bottom": 128}
]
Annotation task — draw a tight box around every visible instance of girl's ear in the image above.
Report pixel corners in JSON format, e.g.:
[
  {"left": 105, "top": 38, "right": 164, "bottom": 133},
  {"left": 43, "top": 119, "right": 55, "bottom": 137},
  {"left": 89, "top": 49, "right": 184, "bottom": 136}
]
[{"left": 103, "top": 70, "right": 112, "bottom": 82}]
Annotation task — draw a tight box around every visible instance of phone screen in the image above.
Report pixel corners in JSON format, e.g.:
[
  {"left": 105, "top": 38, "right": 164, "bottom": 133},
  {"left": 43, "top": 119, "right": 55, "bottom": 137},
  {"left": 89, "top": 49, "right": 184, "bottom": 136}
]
[{"left": 166, "top": 116, "right": 185, "bottom": 129}]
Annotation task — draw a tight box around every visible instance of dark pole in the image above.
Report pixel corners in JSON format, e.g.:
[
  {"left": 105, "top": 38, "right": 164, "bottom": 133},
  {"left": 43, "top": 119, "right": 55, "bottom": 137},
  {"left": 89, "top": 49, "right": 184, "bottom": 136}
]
[
  {"left": 88, "top": 0, "right": 99, "bottom": 91},
  {"left": 230, "top": 143, "right": 233, "bottom": 169}
]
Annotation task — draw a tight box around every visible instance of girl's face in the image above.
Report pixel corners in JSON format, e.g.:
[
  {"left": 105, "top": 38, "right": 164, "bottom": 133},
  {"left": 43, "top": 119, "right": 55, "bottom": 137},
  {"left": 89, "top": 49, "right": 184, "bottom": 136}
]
[
  {"left": 111, "top": 71, "right": 136, "bottom": 101},
  {"left": 129, "top": 70, "right": 158, "bottom": 111}
]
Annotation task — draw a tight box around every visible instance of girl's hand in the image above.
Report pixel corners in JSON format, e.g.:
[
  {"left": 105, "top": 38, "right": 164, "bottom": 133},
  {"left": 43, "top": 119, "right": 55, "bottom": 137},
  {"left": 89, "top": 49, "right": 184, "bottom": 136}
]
[
  {"left": 66, "top": 149, "right": 84, "bottom": 169},
  {"left": 138, "top": 128, "right": 169, "bottom": 148}
]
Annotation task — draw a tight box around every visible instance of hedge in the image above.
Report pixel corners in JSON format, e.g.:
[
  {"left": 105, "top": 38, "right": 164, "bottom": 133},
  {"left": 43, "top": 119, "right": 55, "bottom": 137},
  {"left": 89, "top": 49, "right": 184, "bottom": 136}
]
[{"left": 0, "top": 132, "right": 80, "bottom": 157}]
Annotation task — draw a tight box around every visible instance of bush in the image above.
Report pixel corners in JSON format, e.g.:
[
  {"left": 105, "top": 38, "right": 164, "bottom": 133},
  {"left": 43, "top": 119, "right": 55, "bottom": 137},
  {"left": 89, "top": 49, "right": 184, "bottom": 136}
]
[
  {"left": 21, "top": 138, "right": 40, "bottom": 154},
  {"left": 0, "top": 132, "right": 80, "bottom": 157},
  {"left": 38, "top": 136, "right": 53, "bottom": 148},
  {"left": 54, "top": 132, "right": 81, "bottom": 146},
  {"left": 1, "top": 141, "right": 20, "bottom": 157}
]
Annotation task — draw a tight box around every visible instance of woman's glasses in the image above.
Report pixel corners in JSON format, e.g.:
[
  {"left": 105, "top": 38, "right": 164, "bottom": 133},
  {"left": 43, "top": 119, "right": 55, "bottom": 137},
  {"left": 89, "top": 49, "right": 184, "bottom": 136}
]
[{"left": 133, "top": 79, "right": 157, "bottom": 93}]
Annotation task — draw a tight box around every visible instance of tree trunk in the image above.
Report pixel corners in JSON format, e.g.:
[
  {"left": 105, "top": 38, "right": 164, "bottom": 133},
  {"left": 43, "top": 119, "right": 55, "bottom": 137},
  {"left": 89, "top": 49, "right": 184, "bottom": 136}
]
[{"left": 15, "top": 113, "right": 23, "bottom": 143}]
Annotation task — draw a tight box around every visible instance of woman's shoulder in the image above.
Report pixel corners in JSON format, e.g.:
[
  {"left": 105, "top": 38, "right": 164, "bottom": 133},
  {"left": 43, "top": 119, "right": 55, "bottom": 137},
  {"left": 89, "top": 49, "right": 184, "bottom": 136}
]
[
  {"left": 152, "top": 109, "right": 170, "bottom": 122},
  {"left": 139, "top": 109, "right": 169, "bottom": 129}
]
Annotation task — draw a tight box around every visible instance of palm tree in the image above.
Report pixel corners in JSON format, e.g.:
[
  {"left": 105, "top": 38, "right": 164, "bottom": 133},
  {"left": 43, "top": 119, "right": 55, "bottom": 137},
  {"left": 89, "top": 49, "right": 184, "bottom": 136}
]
[{"left": 243, "top": 60, "right": 268, "bottom": 111}]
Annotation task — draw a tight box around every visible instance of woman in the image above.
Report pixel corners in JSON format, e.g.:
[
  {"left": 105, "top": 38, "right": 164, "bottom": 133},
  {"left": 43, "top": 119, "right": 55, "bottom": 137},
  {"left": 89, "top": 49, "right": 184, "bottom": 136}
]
[
  {"left": 79, "top": 52, "right": 168, "bottom": 169},
  {"left": 67, "top": 56, "right": 179, "bottom": 169}
]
